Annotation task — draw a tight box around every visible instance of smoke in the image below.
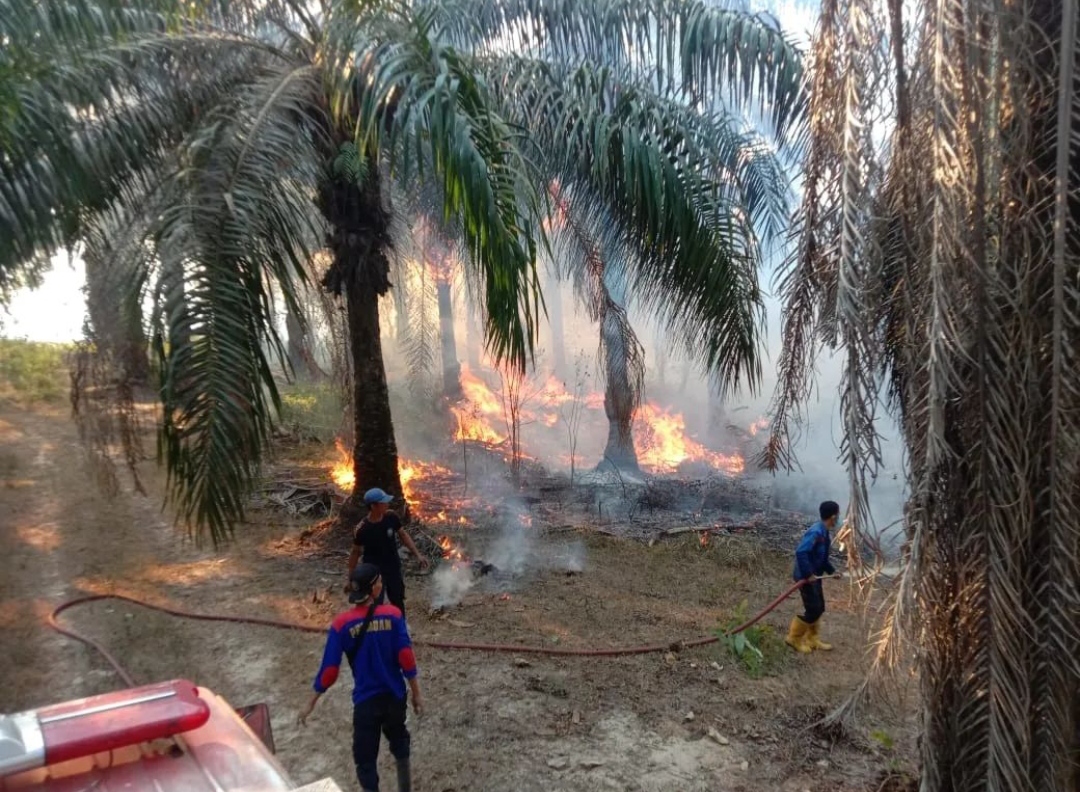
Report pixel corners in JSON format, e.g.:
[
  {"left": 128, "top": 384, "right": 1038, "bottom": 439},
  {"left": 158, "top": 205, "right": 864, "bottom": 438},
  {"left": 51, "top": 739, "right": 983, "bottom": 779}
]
[
  {"left": 485, "top": 508, "right": 534, "bottom": 575},
  {"left": 430, "top": 563, "right": 475, "bottom": 609},
  {"left": 429, "top": 505, "right": 589, "bottom": 609},
  {"left": 369, "top": 222, "right": 908, "bottom": 555}
]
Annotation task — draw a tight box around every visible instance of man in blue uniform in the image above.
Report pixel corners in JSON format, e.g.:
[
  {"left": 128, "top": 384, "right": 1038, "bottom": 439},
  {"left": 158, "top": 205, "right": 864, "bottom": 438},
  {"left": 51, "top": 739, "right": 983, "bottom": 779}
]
[
  {"left": 786, "top": 500, "right": 841, "bottom": 653},
  {"left": 300, "top": 563, "right": 423, "bottom": 792}
]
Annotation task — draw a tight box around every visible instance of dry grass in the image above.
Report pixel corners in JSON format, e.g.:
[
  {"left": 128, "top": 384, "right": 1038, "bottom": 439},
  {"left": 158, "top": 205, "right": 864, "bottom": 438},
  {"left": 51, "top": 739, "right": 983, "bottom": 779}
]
[{"left": 0, "top": 401, "right": 917, "bottom": 791}]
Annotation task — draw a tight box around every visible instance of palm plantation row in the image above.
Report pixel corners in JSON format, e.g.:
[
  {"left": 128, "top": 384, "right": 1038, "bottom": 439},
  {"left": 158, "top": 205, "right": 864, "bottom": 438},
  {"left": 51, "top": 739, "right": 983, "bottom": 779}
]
[{"left": 2, "top": 0, "right": 1078, "bottom": 789}]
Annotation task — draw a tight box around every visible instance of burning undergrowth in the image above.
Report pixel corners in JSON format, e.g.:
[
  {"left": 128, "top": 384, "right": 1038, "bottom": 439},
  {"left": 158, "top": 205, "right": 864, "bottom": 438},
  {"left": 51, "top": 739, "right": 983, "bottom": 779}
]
[{"left": 429, "top": 505, "right": 588, "bottom": 610}]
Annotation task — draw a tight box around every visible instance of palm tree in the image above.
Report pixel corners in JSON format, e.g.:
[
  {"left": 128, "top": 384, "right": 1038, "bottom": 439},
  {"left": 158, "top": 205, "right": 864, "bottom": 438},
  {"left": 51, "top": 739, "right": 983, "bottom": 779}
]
[
  {"left": 762, "top": 0, "right": 1080, "bottom": 785},
  {"left": 545, "top": 79, "right": 793, "bottom": 474},
  {"left": 2, "top": 0, "right": 803, "bottom": 541},
  {"left": 411, "top": 214, "right": 463, "bottom": 400},
  {"left": 547, "top": 188, "right": 645, "bottom": 473},
  {"left": 82, "top": 212, "right": 152, "bottom": 385},
  {"left": 545, "top": 266, "right": 568, "bottom": 379}
]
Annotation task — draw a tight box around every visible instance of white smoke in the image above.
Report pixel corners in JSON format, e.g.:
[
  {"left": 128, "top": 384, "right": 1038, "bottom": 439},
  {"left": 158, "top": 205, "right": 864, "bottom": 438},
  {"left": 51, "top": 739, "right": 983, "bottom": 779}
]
[
  {"left": 485, "top": 508, "right": 534, "bottom": 575},
  {"left": 429, "top": 509, "right": 589, "bottom": 609},
  {"left": 430, "top": 563, "right": 475, "bottom": 609}
]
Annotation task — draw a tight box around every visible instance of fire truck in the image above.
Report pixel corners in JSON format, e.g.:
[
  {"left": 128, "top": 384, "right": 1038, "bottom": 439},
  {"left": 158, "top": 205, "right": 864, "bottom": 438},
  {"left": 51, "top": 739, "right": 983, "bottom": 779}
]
[{"left": 0, "top": 679, "right": 341, "bottom": 791}]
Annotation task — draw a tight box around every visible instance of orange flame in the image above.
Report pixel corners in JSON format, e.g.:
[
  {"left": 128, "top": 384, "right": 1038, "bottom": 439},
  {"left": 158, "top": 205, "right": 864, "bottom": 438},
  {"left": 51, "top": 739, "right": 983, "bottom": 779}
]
[
  {"left": 636, "top": 404, "right": 745, "bottom": 476},
  {"left": 747, "top": 416, "right": 770, "bottom": 437},
  {"left": 329, "top": 444, "right": 463, "bottom": 522},
  {"left": 699, "top": 532, "right": 710, "bottom": 548},
  {"left": 437, "top": 535, "right": 466, "bottom": 560},
  {"left": 451, "top": 367, "right": 507, "bottom": 444},
  {"left": 330, "top": 439, "right": 355, "bottom": 491}
]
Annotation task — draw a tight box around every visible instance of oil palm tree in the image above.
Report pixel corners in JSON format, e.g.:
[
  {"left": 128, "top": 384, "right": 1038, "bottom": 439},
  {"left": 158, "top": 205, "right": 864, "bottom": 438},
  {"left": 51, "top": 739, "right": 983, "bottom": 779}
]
[
  {"left": 762, "top": 0, "right": 1080, "bottom": 785},
  {"left": 1, "top": 0, "right": 803, "bottom": 542}
]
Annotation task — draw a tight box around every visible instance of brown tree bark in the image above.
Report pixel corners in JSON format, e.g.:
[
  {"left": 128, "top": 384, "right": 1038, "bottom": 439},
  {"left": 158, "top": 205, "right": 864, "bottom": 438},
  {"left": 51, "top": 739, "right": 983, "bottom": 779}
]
[
  {"left": 600, "top": 312, "right": 639, "bottom": 473},
  {"left": 345, "top": 264, "right": 403, "bottom": 505},
  {"left": 319, "top": 157, "right": 405, "bottom": 517}
]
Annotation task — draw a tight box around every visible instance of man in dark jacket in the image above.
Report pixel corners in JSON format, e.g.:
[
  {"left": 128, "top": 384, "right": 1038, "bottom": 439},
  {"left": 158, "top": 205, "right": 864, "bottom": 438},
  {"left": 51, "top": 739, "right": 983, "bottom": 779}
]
[
  {"left": 347, "top": 487, "right": 429, "bottom": 617},
  {"left": 786, "top": 500, "right": 841, "bottom": 653},
  {"left": 300, "top": 563, "right": 423, "bottom": 792}
]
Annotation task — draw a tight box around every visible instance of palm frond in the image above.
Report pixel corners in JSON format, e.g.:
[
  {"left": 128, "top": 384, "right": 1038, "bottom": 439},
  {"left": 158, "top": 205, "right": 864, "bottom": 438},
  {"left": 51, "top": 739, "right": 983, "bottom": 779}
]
[
  {"left": 422, "top": 0, "right": 805, "bottom": 140},
  {"left": 546, "top": 185, "right": 646, "bottom": 408},
  {"left": 350, "top": 9, "right": 543, "bottom": 370},
  {"left": 769, "top": 0, "right": 1080, "bottom": 779},
  {"left": 0, "top": 11, "right": 289, "bottom": 277},
  {"left": 402, "top": 256, "right": 440, "bottom": 396},
  {"left": 147, "top": 60, "right": 323, "bottom": 542},
  {"left": 485, "top": 56, "right": 775, "bottom": 395}
]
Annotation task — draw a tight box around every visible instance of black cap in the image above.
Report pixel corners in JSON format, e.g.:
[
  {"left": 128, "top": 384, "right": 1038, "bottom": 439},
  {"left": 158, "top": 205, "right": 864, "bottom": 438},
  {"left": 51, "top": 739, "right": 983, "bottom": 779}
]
[
  {"left": 349, "top": 563, "right": 381, "bottom": 603},
  {"left": 819, "top": 500, "right": 841, "bottom": 521}
]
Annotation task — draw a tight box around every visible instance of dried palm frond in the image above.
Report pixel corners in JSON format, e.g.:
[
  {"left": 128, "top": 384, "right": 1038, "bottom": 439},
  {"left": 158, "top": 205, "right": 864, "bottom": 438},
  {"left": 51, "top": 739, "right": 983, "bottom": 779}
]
[{"left": 767, "top": 0, "right": 1080, "bottom": 780}]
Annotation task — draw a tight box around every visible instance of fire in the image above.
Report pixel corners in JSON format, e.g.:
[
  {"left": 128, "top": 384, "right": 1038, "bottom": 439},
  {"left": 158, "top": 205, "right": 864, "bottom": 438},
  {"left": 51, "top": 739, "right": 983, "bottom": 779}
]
[
  {"left": 399, "top": 459, "right": 452, "bottom": 500},
  {"left": 330, "top": 439, "right": 355, "bottom": 490},
  {"left": 328, "top": 444, "right": 462, "bottom": 523},
  {"left": 699, "top": 532, "right": 710, "bottom": 548},
  {"left": 437, "top": 535, "right": 466, "bottom": 560},
  {"left": 747, "top": 416, "right": 770, "bottom": 437},
  {"left": 451, "top": 367, "right": 507, "bottom": 445},
  {"left": 636, "top": 404, "right": 745, "bottom": 476},
  {"left": 584, "top": 392, "right": 606, "bottom": 410}
]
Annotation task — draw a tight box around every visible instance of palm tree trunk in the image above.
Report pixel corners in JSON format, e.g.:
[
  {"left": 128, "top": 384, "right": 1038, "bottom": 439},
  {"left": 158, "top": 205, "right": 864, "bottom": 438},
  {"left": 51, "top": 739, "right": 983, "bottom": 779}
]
[
  {"left": 319, "top": 155, "right": 404, "bottom": 515},
  {"left": 653, "top": 327, "right": 667, "bottom": 388},
  {"left": 85, "top": 253, "right": 150, "bottom": 384},
  {"left": 464, "top": 298, "right": 482, "bottom": 370},
  {"left": 285, "top": 301, "right": 326, "bottom": 381},
  {"left": 285, "top": 303, "right": 308, "bottom": 378},
  {"left": 436, "top": 279, "right": 463, "bottom": 399},
  {"left": 707, "top": 372, "right": 726, "bottom": 444},
  {"left": 546, "top": 272, "right": 567, "bottom": 378},
  {"left": 345, "top": 264, "right": 403, "bottom": 504},
  {"left": 600, "top": 312, "right": 639, "bottom": 473},
  {"left": 599, "top": 272, "right": 640, "bottom": 473}
]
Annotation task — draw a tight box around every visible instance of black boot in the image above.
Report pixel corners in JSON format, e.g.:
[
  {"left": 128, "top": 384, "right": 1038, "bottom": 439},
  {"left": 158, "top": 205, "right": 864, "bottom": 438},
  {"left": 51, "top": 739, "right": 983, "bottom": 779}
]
[{"left": 396, "top": 758, "right": 412, "bottom": 792}]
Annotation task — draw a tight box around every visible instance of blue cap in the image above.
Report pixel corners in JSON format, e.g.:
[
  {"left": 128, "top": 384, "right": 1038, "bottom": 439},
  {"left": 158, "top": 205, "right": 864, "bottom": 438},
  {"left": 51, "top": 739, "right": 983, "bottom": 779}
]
[{"left": 363, "top": 487, "right": 394, "bottom": 505}]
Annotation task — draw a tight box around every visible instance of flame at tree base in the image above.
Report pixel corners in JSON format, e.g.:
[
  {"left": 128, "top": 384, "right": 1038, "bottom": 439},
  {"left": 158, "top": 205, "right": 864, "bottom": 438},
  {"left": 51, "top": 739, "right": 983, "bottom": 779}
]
[
  {"left": 328, "top": 442, "right": 462, "bottom": 523},
  {"left": 635, "top": 404, "right": 745, "bottom": 476}
]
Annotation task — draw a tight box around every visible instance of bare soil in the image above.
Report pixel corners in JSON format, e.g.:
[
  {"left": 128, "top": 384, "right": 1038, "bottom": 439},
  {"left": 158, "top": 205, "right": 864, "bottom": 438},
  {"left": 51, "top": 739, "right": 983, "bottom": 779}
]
[{"left": 0, "top": 401, "right": 916, "bottom": 791}]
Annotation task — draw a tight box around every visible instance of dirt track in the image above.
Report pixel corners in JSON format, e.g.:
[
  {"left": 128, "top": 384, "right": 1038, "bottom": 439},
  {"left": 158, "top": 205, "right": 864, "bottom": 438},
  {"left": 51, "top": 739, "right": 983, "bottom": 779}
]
[{"left": 0, "top": 402, "right": 914, "bottom": 791}]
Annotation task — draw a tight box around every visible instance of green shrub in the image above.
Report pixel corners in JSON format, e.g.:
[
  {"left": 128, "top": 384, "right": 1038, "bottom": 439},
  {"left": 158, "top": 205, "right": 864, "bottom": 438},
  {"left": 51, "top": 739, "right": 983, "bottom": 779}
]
[
  {"left": 715, "top": 600, "right": 790, "bottom": 678},
  {"left": 278, "top": 381, "right": 346, "bottom": 442},
  {"left": 0, "top": 339, "right": 70, "bottom": 403}
]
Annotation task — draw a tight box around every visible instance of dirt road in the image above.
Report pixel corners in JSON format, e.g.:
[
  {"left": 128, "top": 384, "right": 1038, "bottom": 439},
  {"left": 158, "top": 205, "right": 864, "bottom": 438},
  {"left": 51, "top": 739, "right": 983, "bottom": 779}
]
[{"left": 0, "top": 402, "right": 911, "bottom": 791}]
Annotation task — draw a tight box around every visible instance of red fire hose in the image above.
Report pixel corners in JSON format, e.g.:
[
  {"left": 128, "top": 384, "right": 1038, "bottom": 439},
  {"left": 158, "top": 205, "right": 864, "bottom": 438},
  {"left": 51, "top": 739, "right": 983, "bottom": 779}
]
[{"left": 47, "top": 577, "right": 835, "bottom": 686}]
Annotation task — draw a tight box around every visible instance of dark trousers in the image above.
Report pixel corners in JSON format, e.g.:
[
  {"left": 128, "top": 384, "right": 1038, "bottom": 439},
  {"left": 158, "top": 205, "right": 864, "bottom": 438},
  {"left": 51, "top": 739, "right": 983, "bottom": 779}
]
[
  {"left": 352, "top": 693, "right": 410, "bottom": 792},
  {"left": 799, "top": 579, "right": 826, "bottom": 624},
  {"left": 379, "top": 573, "right": 406, "bottom": 617}
]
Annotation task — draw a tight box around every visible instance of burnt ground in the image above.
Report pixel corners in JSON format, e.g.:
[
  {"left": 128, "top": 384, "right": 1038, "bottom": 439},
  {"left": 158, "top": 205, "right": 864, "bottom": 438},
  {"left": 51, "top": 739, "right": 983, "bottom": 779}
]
[{"left": 0, "top": 400, "right": 918, "bottom": 791}]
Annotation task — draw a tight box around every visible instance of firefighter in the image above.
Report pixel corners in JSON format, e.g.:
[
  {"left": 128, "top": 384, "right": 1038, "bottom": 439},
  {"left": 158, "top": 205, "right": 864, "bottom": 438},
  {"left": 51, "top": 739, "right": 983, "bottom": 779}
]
[
  {"left": 786, "top": 500, "right": 841, "bottom": 653},
  {"left": 300, "top": 563, "right": 423, "bottom": 792},
  {"left": 348, "top": 487, "right": 429, "bottom": 617}
]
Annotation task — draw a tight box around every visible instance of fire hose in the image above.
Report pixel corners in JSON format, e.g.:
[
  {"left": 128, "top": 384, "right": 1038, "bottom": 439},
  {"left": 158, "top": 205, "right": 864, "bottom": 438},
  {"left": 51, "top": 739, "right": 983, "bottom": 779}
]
[{"left": 46, "top": 576, "right": 839, "bottom": 688}]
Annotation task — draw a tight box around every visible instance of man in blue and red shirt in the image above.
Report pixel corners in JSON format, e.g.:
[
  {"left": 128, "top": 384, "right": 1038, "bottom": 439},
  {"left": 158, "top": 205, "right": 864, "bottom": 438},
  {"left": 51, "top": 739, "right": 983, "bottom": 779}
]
[
  {"left": 785, "top": 500, "right": 841, "bottom": 653},
  {"left": 299, "top": 563, "right": 423, "bottom": 792}
]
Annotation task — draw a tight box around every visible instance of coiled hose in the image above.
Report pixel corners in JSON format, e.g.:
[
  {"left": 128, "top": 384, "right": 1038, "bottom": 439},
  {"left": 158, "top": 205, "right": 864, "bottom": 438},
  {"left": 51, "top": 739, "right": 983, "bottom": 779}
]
[{"left": 47, "top": 577, "right": 831, "bottom": 687}]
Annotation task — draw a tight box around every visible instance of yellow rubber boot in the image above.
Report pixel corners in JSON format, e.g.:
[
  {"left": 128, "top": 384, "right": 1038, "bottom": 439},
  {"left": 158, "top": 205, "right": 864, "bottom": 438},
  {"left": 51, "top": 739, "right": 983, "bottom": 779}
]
[
  {"left": 785, "top": 617, "right": 812, "bottom": 653},
  {"left": 806, "top": 620, "right": 833, "bottom": 651}
]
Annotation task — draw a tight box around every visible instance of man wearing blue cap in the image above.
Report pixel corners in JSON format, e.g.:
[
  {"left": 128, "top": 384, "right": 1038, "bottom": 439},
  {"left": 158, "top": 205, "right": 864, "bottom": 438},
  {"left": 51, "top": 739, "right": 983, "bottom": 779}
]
[{"left": 347, "top": 487, "right": 429, "bottom": 616}]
